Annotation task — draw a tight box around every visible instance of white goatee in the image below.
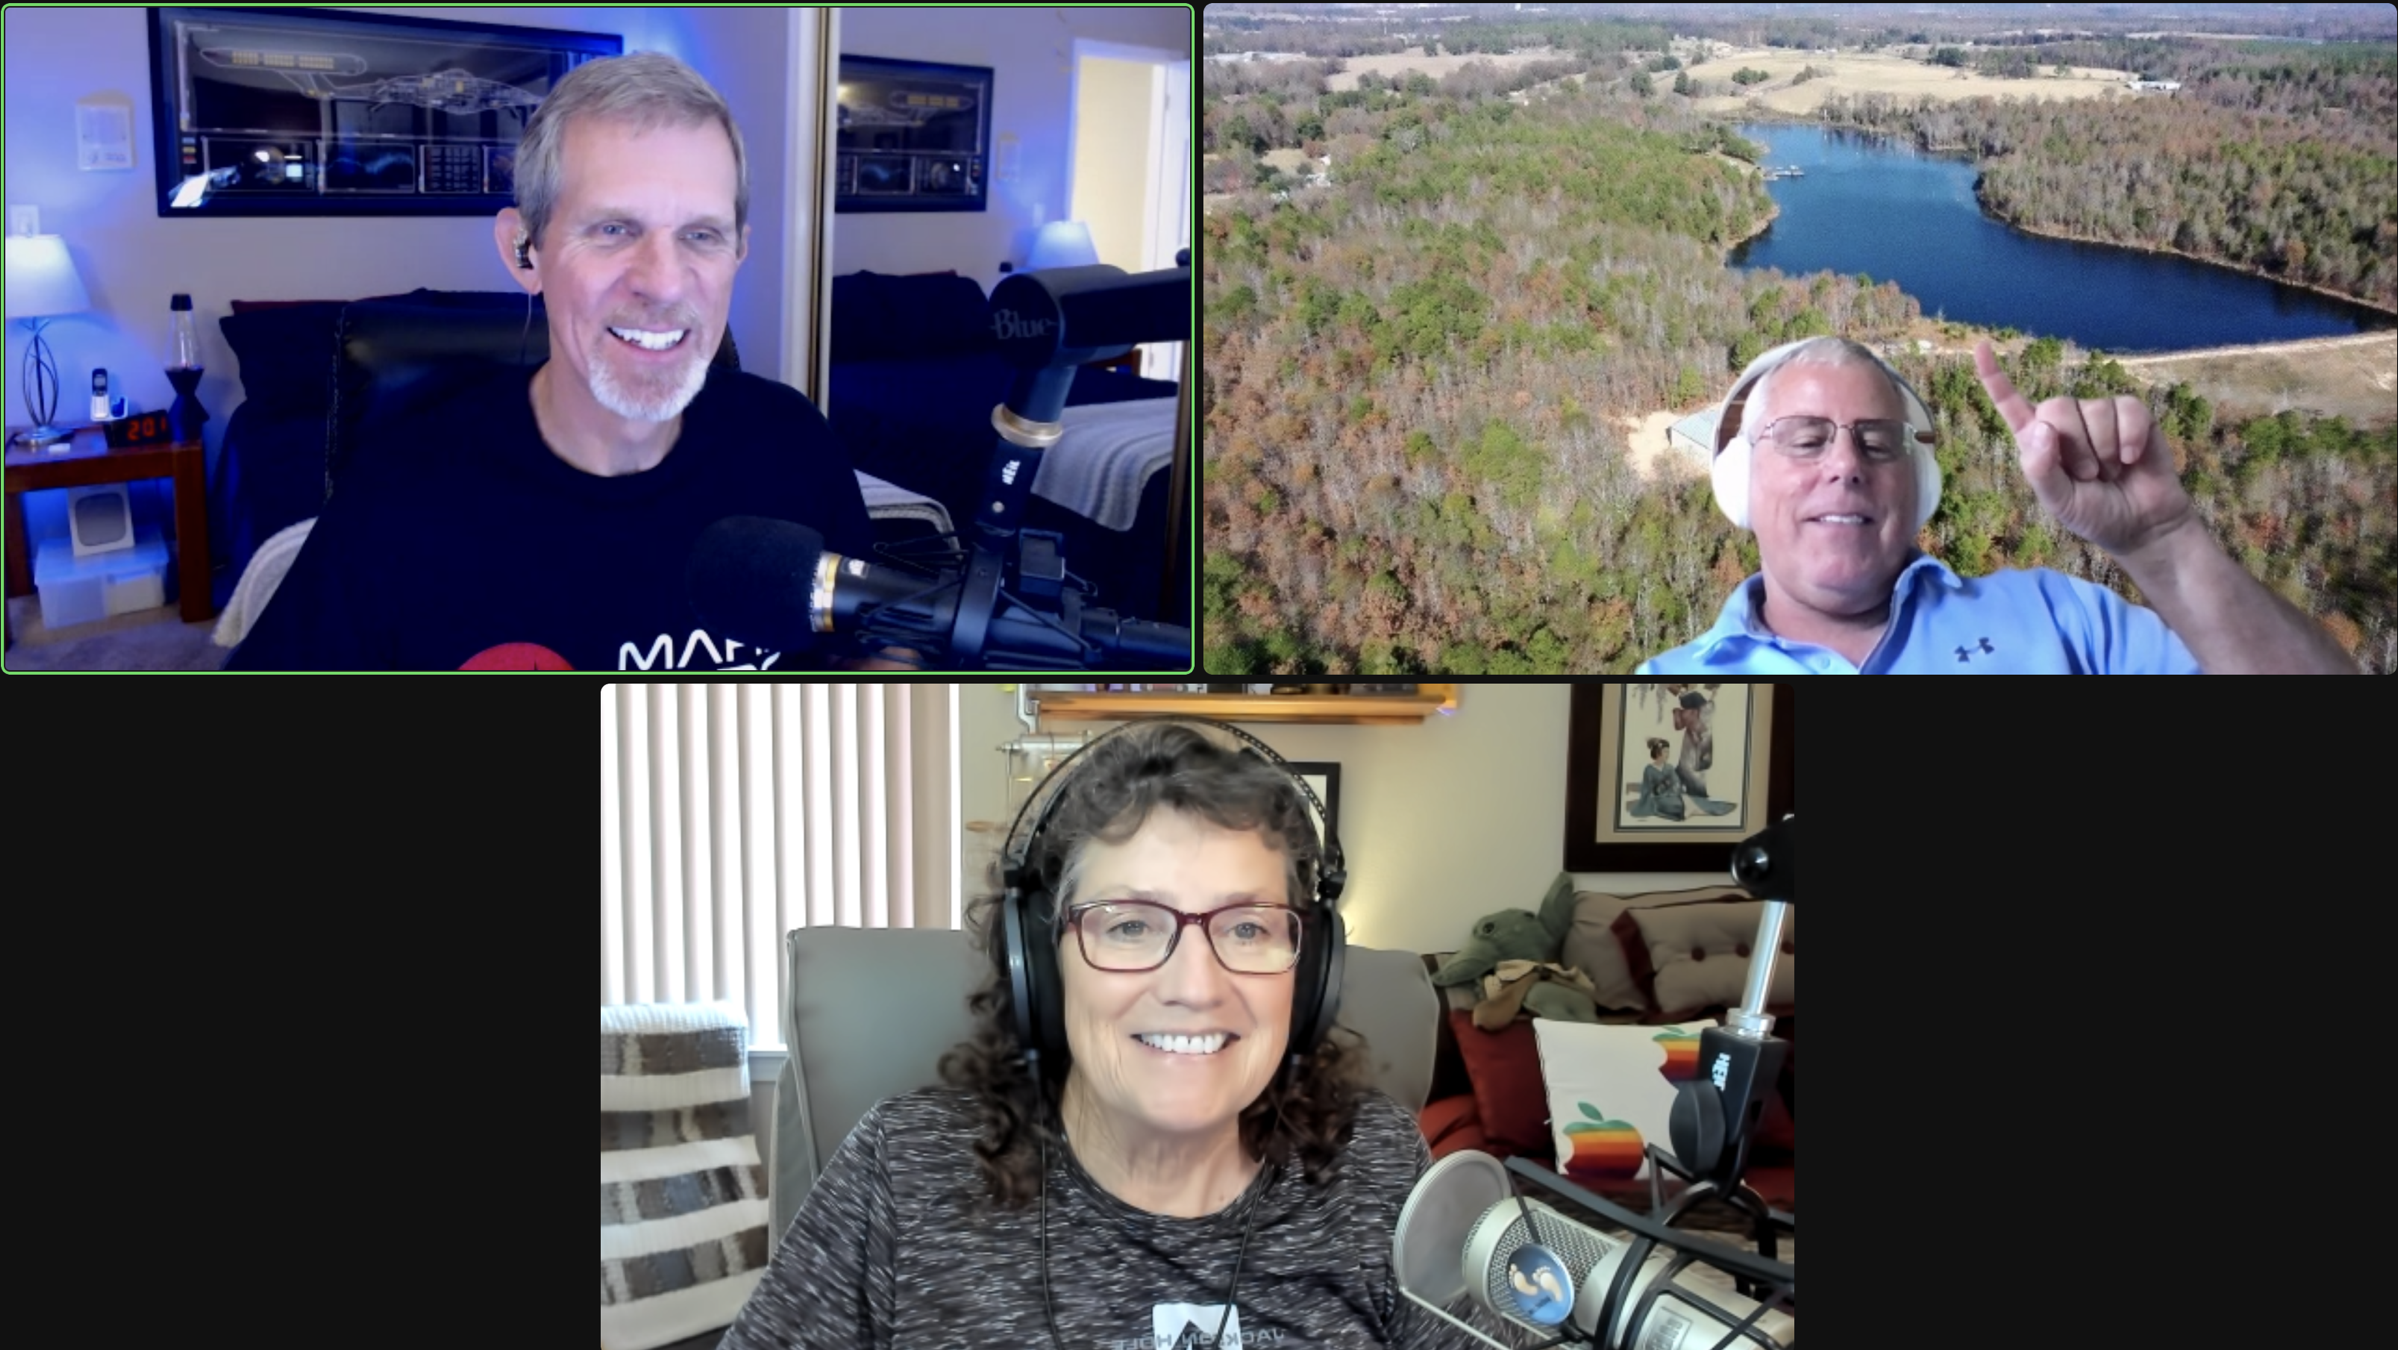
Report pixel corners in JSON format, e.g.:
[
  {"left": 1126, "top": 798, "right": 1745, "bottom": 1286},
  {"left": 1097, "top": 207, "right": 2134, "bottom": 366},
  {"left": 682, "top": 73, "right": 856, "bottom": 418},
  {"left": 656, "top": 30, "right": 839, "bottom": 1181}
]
[{"left": 588, "top": 331, "right": 710, "bottom": 423}]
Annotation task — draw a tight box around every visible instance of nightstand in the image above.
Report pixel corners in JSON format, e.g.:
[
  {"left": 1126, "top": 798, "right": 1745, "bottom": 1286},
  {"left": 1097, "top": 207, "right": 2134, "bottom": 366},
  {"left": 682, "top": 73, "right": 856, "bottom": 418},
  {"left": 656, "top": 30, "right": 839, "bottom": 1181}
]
[{"left": 6, "top": 424, "right": 216, "bottom": 623}]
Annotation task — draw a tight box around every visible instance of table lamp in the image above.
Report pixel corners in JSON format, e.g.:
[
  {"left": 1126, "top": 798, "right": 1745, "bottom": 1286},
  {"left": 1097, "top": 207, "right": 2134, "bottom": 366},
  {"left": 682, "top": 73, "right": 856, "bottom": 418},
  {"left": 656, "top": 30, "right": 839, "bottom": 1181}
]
[
  {"left": 1025, "top": 220, "right": 1099, "bottom": 272},
  {"left": 5, "top": 230, "right": 91, "bottom": 449}
]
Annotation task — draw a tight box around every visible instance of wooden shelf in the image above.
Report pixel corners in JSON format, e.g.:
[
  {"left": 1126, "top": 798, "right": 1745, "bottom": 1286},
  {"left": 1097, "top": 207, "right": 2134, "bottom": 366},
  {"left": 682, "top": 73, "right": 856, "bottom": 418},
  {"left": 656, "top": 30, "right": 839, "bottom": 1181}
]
[{"left": 1030, "top": 685, "right": 1458, "bottom": 725}]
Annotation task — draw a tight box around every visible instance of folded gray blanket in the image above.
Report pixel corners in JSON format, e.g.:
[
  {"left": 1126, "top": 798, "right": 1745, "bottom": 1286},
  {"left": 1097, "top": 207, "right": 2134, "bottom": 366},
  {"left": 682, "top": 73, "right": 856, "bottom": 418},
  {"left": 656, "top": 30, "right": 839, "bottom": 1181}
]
[
  {"left": 1030, "top": 396, "right": 1176, "bottom": 531},
  {"left": 856, "top": 471, "right": 954, "bottom": 537}
]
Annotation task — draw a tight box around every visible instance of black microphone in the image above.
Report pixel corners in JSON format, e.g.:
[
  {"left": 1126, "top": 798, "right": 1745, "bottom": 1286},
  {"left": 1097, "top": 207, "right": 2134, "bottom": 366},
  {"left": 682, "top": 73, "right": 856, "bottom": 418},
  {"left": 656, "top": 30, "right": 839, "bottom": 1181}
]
[
  {"left": 987, "top": 263, "right": 1190, "bottom": 376},
  {"left": 1731, "top": 815, "right": 1794, "bottom": 904},
  {"left": 685, "top": 516, "right": 1188, "bottom": 671},
  {"left": 972, "top": 264, "right": 1192, "bottom": 555}
]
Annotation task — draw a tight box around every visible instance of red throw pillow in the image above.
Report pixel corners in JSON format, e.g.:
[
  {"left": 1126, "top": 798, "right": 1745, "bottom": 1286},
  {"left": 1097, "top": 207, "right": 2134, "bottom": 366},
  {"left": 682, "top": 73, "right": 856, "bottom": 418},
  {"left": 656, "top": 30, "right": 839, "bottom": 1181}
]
[
  {"left": 1447, "top": 1009, "right": 1552, "bottom": 1161},
  {"left": 1757, "top": 1014, "right": 1795, "bottom": 1153},
  {"left": 1429, "top": 1117, "right": 1488, "bottom": 1162},
  {"left": 1779, "top": 1014, "right": 1795, "bottom": 1103},
  {"left": 1751, "top": 1084, "right": 1796, "bottom": 1157},
  {"left": 1741, "top": 1163, "right": 1795, "bottom": 1211},
  {"left": 1418, "top": 1095, "right": 1481, "bottom": 1154},
  {"left": 1609, "top": 909, "right": 1665, "bottom": 1012}
]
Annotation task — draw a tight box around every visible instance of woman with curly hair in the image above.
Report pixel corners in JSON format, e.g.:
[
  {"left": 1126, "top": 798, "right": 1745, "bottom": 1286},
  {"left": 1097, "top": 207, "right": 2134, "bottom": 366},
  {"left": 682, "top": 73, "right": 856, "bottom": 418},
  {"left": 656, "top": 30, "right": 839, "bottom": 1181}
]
[{"left": 720, "top": 721, "right": 1501, "bottom": 1349}]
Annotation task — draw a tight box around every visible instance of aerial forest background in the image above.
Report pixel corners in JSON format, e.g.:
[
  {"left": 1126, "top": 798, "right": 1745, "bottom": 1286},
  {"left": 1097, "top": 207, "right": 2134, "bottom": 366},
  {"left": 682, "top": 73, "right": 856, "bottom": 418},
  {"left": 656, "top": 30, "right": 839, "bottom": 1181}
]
[{"left": 1200, "top": 14, "right": 2397, "bottom": 674}]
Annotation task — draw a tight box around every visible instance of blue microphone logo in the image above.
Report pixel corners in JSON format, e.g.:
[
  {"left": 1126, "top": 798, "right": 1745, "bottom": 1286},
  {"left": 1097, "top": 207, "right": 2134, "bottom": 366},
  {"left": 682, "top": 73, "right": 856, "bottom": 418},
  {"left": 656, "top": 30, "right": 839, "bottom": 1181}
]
[{"left": 992, "top": 309, "right": 1052, "bottom": 341}]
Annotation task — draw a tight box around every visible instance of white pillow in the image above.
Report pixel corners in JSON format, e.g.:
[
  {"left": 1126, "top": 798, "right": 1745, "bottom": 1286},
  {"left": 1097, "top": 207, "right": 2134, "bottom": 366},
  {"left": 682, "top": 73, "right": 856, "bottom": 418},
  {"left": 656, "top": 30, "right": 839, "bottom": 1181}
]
[
  {"left": 1622, "top": 902, "right": 1795, "bottom": 1019},
  {"left": 601, "top": 1002, "right": 768, "bottom": 1350},
  {"left": 1560, "top": 886, "right": 1748, "bottom": 1013},
  {"left": 1532, "top": 1017, "right": 1717, "bottom": 1186}
]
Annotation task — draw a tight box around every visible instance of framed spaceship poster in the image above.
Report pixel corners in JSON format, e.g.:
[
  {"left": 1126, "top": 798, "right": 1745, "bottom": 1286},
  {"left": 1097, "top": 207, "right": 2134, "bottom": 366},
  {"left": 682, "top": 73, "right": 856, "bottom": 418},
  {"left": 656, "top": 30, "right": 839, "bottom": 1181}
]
[
  {"left": 835, "top": 55, "right": 992, "bottom": 214},
  {"left": 146, "top": 6, "right": 621, "bottom": 218}
]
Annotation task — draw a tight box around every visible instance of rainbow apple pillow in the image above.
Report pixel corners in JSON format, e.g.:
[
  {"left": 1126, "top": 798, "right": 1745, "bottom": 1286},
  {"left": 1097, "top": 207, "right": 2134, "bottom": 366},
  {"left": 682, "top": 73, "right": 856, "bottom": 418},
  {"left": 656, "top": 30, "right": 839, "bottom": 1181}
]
[{"left": 1531, "top": 1018, "right": 1718, "bottom": 1186}]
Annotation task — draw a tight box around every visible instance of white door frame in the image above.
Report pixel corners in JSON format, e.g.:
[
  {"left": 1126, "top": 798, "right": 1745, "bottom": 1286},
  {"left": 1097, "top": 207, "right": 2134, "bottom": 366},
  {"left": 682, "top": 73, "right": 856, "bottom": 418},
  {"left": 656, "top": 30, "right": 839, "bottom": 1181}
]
[
  {"left": 1066, "top": 38, "right": 1189, "bottom": 383},
  {"left": 1146, "top": 60, "right": 1191, "bottom": 274},
  {"left": 1066, "top": 39, "right": 1185, "bottom": 243},
  {"left": 1143, "top": 58, "right": 1190, "bottom": 382},
  {"left": 782, "top": 7, "right": 842, "bottom": 405}
]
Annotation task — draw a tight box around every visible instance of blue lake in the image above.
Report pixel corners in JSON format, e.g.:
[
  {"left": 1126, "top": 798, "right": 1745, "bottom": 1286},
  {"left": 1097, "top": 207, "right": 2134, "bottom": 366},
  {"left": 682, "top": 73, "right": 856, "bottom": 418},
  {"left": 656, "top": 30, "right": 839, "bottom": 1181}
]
[{"left": 1726, "top": 123, "right": 2393, "bottom": 353}]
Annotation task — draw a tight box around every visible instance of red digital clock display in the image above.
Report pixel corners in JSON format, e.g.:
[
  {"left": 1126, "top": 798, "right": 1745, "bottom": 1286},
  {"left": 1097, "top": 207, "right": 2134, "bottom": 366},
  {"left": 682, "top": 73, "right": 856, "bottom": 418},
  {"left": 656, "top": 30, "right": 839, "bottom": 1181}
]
[{"left": 103, "top": 412, "right": 176, "bottom": 448}]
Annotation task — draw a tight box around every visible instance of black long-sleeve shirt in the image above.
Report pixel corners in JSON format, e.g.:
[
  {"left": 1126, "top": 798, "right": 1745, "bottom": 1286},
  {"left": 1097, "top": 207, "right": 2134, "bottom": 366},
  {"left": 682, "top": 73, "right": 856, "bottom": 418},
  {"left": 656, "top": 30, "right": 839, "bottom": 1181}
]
[{"left": 227, "top": 362, "right": 873, "bottom": 670}]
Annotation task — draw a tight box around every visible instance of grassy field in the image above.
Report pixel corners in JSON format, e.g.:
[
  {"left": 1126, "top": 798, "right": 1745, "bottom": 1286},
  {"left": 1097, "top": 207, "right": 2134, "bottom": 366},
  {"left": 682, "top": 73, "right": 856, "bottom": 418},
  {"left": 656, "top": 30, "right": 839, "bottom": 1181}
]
[
  {"left": 1301, "top": 43, "right": 2139, "bottom": 109},
  {"left": 1681, "top": 46, "right": 2136, "bottom": 116},
  {"left": 2111, "top": 331, "right": 2398, "bottom": 427},
  {"left": 1323, "top": 45, "right": 1570, "bottom": 93}
]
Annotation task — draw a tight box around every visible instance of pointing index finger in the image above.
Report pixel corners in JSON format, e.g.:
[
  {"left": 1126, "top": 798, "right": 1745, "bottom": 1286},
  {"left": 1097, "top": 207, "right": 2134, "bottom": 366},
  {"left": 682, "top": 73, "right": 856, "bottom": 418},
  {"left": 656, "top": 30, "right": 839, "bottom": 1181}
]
[{"left": 1973, "top": 338, "right": 2035, "bottom": 435}]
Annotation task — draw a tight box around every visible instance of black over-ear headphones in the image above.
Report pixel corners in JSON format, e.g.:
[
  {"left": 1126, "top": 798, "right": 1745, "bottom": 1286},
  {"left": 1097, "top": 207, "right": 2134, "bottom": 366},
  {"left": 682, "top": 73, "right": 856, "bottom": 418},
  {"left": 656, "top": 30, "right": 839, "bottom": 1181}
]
[{"left": 999, "top": 716, "right": 1348, "bottom": 1092}]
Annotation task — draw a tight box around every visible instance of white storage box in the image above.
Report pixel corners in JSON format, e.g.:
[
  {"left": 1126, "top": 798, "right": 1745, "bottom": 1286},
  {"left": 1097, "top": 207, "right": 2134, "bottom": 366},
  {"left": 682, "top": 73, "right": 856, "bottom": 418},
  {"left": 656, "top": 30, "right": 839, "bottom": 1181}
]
[{"left": 34, "top": 527, "right": 168, "bottom": 629}]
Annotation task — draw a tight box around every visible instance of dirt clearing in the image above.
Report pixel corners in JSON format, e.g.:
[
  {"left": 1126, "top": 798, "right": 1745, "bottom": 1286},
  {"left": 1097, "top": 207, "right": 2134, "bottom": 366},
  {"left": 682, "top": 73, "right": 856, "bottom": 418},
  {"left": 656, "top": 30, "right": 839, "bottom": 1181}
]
[{"left": 1618, "top": 410, "right": 1711, "bottom": 483}]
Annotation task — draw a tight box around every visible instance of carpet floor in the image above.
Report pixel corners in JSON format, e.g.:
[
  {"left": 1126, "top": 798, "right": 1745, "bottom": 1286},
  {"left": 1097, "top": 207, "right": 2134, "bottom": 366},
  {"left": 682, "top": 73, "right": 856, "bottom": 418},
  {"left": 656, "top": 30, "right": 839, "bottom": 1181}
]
[{"left": 4, "top": 597, "right": 229, "bottom": 670}]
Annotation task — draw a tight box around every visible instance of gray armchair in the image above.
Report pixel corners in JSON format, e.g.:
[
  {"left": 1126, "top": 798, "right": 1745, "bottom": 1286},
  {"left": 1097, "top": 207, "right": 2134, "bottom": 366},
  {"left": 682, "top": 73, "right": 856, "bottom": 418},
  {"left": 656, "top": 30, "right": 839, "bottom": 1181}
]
[{"left": 768, "top": 926, "right": 1437, "bottom": 1248}]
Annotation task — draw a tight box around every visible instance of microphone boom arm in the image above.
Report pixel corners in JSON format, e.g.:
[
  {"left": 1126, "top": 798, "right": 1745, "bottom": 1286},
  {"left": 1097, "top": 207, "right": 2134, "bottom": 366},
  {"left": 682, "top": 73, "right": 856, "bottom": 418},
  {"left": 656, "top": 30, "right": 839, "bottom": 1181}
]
[
  {"left": 1666, "top": 817, "right": 1796, "bottom": 1239},
  {"left": 942, "top": 263, "right": 1194, "bottom": 670}
]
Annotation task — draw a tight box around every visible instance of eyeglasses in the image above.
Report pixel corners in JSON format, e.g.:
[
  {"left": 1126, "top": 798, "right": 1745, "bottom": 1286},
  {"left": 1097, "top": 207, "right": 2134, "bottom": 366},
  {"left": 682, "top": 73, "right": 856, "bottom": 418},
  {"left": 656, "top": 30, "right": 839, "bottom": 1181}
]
[
  {"left": 1759, "top": 416, "right": 1912, "bottom": 463},
  {"left": 1064, "top": 900, "right": 1304, "bottom": 975}
]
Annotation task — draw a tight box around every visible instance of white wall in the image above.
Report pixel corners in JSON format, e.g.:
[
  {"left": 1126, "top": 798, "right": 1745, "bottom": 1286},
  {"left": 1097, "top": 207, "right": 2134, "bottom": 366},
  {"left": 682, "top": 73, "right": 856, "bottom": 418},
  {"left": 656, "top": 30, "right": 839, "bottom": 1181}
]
[
  {"left": 956, "top": 685, "right": 1735, "bottom": 956},
  {"left": 3, "top": 6, "right": 798, "bottom": 547},
  {"left": 1071, "top": 57, "right": 1155, "bottom": 271},
  {"left": 832, "top": 6, "right": 1190, "bottom": 291}
]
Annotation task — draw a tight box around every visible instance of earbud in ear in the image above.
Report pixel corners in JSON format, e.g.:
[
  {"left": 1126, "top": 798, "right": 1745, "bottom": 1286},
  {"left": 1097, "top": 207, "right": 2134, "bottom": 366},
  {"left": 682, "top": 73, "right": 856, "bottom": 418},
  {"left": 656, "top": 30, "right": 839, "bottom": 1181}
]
[{"left": 514, "top": 235, "right": 534, "bottom": 270}]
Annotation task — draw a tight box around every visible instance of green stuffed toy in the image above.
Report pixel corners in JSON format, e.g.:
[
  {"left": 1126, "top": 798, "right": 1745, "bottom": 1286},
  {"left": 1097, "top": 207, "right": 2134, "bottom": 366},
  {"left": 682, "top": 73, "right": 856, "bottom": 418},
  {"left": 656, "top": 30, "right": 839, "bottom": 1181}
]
[{"left": 1429, "top": 871, "right": 1599, "bottom": 1025}]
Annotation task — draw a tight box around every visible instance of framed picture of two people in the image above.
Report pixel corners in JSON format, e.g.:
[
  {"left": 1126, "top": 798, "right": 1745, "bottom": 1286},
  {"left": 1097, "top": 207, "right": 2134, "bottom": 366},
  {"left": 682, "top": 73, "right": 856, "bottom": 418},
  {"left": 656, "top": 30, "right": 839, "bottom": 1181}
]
[{"left": 1564, "top": 684, "right": 1793, "bottom": 871}]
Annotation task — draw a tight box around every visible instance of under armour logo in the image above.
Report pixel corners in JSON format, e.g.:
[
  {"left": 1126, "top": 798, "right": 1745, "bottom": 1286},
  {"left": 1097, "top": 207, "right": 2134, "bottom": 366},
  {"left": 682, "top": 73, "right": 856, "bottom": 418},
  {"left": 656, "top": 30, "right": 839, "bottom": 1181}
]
[{"left": 1954, "top": 637, "right": 1995, "bottom": 663}]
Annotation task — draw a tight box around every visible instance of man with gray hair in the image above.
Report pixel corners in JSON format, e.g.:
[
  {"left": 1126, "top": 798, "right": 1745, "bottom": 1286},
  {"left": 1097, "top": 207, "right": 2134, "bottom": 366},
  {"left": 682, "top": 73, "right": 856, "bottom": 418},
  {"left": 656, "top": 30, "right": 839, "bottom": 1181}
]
[
  {"left": 1635, "top": 337, "right": 2358, "bottom": 674},
  {"left": 230, "top": 52, "right": 886, "bottom": 671}
]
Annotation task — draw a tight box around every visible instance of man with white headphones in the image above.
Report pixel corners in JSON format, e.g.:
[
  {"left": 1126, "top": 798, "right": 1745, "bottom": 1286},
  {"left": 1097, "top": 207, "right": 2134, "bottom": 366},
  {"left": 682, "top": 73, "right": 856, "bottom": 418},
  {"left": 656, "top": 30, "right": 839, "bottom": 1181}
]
[{"left": 1636, "top": 337, "right": 2359, "bottom": 673}]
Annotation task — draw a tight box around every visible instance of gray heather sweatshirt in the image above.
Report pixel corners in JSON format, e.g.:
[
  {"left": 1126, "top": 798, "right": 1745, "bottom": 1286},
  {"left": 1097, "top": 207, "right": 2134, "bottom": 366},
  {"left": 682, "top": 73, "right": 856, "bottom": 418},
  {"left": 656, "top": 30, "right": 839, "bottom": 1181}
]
[{"left": 720, "top": 1085, "right": 1517, "bottom": 1349}]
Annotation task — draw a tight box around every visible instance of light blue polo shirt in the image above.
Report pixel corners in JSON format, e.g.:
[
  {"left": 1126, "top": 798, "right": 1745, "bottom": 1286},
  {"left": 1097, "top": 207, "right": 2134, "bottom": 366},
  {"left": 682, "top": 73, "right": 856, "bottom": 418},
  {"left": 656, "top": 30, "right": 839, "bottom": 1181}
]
[{"left": 1635, "top": 553, "right": 2205, "bottom": 674}]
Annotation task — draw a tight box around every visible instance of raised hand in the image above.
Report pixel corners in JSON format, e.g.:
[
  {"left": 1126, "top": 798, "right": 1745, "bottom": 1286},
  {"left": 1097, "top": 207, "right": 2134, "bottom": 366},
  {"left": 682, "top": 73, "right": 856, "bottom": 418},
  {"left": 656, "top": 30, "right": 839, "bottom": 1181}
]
[{"left": 1972, "top": 339, "right": 2196, "bottom": 559}]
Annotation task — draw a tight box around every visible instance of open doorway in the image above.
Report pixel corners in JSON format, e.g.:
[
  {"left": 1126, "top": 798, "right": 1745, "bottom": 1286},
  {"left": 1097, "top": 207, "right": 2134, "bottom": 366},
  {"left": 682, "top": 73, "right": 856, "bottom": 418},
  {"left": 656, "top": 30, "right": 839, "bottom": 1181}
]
[{"left": 1068, "top": 39, "right": 1189, "bottom": 383}]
